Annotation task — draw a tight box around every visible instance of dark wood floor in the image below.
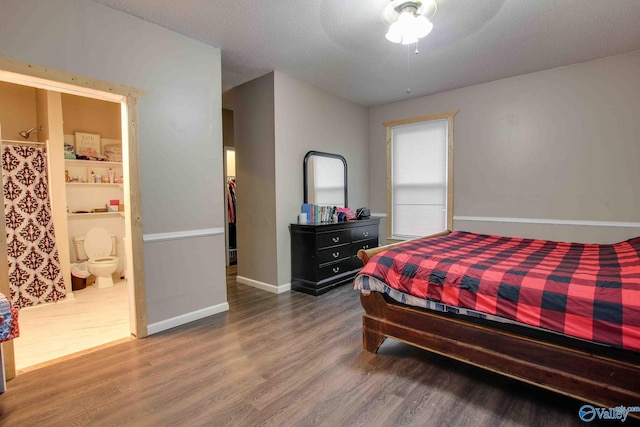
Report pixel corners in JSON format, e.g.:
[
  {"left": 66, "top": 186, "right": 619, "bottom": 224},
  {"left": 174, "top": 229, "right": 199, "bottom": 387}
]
[{"left": 0, "top": 266, "right": 629, "bottom": 426}]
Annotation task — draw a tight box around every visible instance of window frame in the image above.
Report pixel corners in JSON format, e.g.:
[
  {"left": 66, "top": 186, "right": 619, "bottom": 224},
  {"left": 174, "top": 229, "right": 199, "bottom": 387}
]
[{"left": 384, "top": 110, "right": 458, "bottom": 240}]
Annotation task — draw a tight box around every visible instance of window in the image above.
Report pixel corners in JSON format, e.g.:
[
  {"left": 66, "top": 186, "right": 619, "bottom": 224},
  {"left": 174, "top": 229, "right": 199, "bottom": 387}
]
[{"left": 385, "top": 111, "right": 456, "bottom": 239}]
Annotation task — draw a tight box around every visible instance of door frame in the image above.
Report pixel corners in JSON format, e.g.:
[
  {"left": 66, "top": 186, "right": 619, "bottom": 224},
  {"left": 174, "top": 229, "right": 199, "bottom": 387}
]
[{"left": 0, "top": 57, "right": 148, "bottom": 379}]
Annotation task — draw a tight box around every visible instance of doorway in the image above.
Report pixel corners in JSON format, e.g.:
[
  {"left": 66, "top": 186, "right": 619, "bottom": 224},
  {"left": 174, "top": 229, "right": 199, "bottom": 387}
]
[
  {"left": 224, "top": 146, "right": 236, "bottom": 267},
  {"left": 0, "top": 58, "right": 147, "bottom": 378}
]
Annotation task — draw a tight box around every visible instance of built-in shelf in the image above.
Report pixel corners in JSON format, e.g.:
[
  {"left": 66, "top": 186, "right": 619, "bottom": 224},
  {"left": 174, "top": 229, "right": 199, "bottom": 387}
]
[
  {"left": 66, "top": 182, "right": 123, "bottom": 188},
  {"left": 68, "top": 212, "right": 124, "bottom": 219},
  {"left": 65, "top": 158, "right": 124, "bottom": 221},
  {"left": 65, "top": 159, "right": 122, "bottom": 168}
]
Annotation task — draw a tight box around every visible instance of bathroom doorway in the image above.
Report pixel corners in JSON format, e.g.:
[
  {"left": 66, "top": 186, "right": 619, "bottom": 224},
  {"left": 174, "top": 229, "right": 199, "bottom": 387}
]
[{"left": 0, "top": 59, "right": 147, "bottom": 377}]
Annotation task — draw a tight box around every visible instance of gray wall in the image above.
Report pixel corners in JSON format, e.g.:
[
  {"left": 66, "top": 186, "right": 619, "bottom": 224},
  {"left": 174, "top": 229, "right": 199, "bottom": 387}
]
[
  {"left": 369, "top": 51, "right": 640, "bottom": 243},
  {"left": 233, "top": 73, "right": 278, "bottom": 286},
  {"left": 0, "top": 0, "right": 226, "bottom": 328},
  {"left": 232, "top": 72, "right": 369, "bottom": 289},
  {"left": 274, "top": 72, "right": 369, "bottom": 286},
  {"left": 222, "top": 109, "right": 235, "bottom": 148}
]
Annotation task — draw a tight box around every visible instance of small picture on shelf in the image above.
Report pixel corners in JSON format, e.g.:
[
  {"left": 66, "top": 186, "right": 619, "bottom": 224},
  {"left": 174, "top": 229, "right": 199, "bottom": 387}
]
[{"left": 74, "top": 132, "right": 102, "bottom": 160}]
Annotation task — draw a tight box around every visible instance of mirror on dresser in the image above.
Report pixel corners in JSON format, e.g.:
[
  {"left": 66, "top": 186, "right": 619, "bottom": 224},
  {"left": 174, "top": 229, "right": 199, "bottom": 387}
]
[
  {"left": 294, "top": 150, "right": 379, "bottom": 295},
  {"left": 303, "top": 151, "right": 347, "bottom": 208}
]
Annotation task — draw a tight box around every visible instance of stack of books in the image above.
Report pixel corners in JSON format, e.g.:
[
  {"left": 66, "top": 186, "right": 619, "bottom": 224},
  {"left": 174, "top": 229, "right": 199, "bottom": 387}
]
[{"left": 301, "top": 203, "right": 338, "bottom": 224}]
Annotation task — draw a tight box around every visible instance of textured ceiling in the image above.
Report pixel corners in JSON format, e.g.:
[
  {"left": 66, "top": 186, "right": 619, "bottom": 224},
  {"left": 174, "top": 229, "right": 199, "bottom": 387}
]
[{"left": 91, "top": 0, "right": 640, "bottom": 107}]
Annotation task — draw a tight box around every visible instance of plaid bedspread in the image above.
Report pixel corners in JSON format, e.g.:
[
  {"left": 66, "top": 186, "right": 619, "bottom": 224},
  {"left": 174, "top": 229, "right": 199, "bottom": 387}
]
[{"left": 354, "top": 231, "right": 640, "bottom": 352}]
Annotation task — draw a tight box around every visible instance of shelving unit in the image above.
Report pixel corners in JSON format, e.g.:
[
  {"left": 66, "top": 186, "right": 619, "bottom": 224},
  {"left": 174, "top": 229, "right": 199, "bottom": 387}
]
[
  {"left": 65, "top": 159, "right": 124, "bottom": 219},
  {"left": 65, "top": 159, "right": 123, "bottom": 182},
  {"left": 67, "top": 212, "right": 124, "bottom": 219},
  {"left": 66, "top": 183, "right": 123, "bottom": 188},
  {"left": 65, "top": 159, "right": 122, "bottom": 168}
]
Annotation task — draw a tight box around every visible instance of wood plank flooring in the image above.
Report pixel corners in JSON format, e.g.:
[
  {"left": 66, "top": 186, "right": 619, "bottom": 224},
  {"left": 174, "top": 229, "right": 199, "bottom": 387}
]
[{"left": 0, "top": 266, "right": 621, "bottom": 426}]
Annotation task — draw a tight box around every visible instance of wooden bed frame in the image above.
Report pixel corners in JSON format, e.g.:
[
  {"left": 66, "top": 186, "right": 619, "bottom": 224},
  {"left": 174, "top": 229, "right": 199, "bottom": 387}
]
[{"left": 357, "top": 231, "right": 640, "bottom": 415}]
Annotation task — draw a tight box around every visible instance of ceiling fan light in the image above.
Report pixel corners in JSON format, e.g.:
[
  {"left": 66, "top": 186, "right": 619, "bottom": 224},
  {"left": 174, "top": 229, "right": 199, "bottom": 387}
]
[
  {"left": 385, "top": 21, "right": 402, "bottom": 43},
  {"left": 394, "top": 10, "right": 417, "bottom": 44},
  {"left": 413, "top": 15, "right": 433, "bottom": 39},
  {"left": 396, "top": 9, "right": 414, "bottom": 28},
  {"left": 382, "top": 0, "right": 437, "bottom": 44},
  {"left": 401, "top": 34, "right": 418, "bottom": 45}
]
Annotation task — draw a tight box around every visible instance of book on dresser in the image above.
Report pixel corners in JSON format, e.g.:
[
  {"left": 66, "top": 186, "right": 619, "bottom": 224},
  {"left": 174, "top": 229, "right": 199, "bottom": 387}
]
[{"left": 290, "top": 218, "right": 380, "bottom": 295}]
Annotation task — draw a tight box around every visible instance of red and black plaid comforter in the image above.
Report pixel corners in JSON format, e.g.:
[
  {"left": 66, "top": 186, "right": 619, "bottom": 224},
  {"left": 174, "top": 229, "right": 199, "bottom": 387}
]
[{"left": 356, "top": 231, "right": 640, "bottom": 352}]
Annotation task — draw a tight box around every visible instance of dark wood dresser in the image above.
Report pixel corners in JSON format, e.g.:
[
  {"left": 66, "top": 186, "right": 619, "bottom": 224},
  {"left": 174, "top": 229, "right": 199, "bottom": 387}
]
[{"left": 290, "top": 218, "right": 380, "bottom": 295}]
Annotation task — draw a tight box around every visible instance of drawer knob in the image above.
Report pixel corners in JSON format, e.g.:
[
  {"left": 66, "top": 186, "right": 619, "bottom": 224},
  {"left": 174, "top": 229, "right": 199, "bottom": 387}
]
[
  {"left": 363, "top": 231, "right": 369, "bottom": 237},
  {"left": 333, "top": 267, "right": 340, "bottom": 273},
  {"left": 332, "top": 237, "right": 340, "bottom": 243},
  {"left": 332, "top": 252, "right": 340, "bottom": 258}
]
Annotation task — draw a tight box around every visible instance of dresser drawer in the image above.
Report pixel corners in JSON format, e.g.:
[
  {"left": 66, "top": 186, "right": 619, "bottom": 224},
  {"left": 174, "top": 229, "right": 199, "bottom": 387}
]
[
  {"left": 318, "top": 244, "right": 350, "bottom": 265},
  {"left": 290, "top": 218, "right": 380, "bottom": 295},
  {"left": 317, "top": 258, "right": 356, "bottom": 281},
  {"left": 351, "top": 238, "right": 378, "bottom": 256},
  {"left": 317, "top": 229, "right": 351, "bottom": 248},
  {"left": 351, "top": 224, "right": 378, "bottom": 242}
]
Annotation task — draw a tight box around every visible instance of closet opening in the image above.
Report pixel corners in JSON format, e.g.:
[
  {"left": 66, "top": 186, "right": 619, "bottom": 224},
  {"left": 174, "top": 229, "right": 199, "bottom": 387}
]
[{"left": 224, "top": 146, "right": 236, "bottom": 267}]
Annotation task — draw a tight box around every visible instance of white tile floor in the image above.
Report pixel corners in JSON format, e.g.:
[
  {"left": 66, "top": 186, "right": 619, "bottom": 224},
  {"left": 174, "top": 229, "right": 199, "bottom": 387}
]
[{"left": 13, "top": 278, "right": 131, "bottom": 372}]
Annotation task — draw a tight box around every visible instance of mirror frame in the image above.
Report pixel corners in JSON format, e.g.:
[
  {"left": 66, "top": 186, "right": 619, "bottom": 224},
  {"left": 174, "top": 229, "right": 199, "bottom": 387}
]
[{"left": 303, "top": 150, "right": 348, "bottom": 208}]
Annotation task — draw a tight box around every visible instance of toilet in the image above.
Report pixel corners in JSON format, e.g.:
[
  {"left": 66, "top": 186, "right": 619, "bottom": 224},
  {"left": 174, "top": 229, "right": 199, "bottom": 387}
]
[{"left": 73, "top": 228, "right": 119, "bottom": 289}]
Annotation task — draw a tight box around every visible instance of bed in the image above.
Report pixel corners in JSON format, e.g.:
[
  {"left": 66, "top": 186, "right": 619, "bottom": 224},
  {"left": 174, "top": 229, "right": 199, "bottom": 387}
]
[
  {"left": 354, "top": 230, "right": 640, "bottom": 414},
  {"left": 0, "top": 292, "right": 19, "bottom": 393}
]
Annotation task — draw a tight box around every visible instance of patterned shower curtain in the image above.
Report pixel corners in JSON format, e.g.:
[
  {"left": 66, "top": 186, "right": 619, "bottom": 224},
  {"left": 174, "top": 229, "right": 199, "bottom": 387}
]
[{"left": 1, "top": 145, "right": 66, "bottom": 309}]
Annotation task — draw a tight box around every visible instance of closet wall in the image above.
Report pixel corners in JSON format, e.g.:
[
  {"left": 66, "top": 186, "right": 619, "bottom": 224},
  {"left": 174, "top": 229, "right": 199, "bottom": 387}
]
[{"left": 232, "top": 72, "right": 369, "bottom": 291}]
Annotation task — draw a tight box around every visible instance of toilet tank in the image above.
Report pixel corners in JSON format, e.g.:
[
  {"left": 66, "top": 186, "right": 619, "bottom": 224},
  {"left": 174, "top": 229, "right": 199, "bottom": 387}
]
[
  {"left": 73, "top": 233, "right": 117, "bottom": 261},
  {"left": 73, "top": 236, "right": 88, "bottom": 261}
]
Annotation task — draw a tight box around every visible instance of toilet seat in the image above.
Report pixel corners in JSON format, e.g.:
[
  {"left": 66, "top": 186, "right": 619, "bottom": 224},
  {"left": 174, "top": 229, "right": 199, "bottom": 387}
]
[
  {"left": 84, "top": 227, "right": 113, "bottom": 259},
  {"left": 84, "top": 227, "right": 119, "bottom": 289},
  {"left": 89, "top": 257, "right": 118, "bottom": 264}
]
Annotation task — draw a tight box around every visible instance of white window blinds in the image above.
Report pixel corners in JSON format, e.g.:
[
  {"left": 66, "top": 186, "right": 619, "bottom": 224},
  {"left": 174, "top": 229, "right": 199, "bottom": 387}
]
[{"left": 392, "top": 119, "right": 448, "bottom": 238}]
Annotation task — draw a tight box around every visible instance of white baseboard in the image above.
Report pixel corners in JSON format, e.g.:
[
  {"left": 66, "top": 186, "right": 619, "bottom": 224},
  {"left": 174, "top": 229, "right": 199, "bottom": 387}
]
[
  {"left": 147, "top": 302, "right": 229, "bottom": 335},
  {"left": 237, "top": 275, "right": 291, "bottom": 294}
]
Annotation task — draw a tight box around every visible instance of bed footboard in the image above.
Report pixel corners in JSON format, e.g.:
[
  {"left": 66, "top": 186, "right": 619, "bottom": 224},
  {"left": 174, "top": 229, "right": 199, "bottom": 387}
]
[
  {"left": 359, "top": 290, "right": 640, "bottom": 412},
  {"left": 355, "top": 232, "right": 640, "bottom": 414}
]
